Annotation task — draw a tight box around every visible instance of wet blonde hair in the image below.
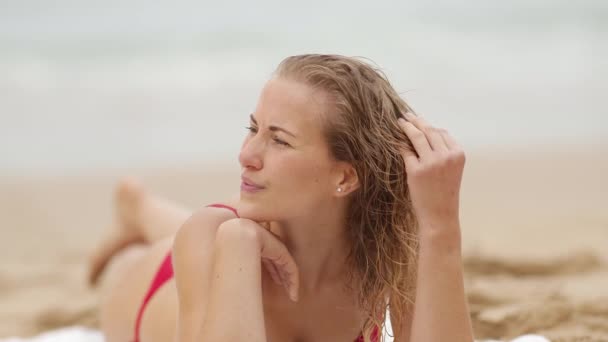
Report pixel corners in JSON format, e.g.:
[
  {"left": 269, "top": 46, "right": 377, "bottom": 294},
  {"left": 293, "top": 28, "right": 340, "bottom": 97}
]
[{"left": 275, "top": 54, "right": 419, "bottom": 341}]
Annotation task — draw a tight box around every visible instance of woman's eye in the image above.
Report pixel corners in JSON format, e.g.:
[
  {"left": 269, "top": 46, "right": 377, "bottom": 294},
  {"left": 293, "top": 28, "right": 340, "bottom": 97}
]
[
  {"left": 273, "top": 137, "right": 290, "bottom": 146},
  {"left": 245, "top": 126, "right": 289, "bottom": 147}
]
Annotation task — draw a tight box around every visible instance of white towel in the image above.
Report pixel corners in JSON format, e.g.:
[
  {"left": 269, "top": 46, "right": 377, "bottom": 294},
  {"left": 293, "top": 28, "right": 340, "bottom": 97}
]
[
  {"left": 0, "top": 326, "right": 550, "bottom": 342},
  {"left": 1, "top": 327, "right": 103, "bottom": 342}
]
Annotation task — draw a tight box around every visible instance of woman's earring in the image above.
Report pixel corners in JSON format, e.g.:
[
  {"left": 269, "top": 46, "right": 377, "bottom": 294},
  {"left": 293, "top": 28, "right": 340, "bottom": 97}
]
[{"left": 337, "top": 187, "right": 343, "bottom": 193}]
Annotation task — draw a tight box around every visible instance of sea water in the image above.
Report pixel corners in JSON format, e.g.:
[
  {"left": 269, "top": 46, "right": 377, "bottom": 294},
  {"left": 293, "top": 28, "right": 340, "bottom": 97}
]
[{"left": 1, "top": 0, "right": 606, "bottom": 176}]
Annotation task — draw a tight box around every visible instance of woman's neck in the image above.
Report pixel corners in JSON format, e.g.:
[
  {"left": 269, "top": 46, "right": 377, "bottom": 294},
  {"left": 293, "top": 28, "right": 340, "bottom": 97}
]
[{"left": 268, "top": 210, "right": 351, "bottom": 298}]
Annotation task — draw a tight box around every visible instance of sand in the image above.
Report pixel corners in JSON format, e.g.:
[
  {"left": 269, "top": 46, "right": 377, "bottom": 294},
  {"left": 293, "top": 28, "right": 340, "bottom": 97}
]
[{"left": 1, "top": 145, "right": 607, "bottom": 341}]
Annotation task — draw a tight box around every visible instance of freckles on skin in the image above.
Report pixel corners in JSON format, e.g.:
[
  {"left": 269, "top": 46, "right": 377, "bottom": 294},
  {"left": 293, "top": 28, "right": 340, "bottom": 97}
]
[
  {"left": 240, "top": 80, "right": 339, "bottom": 223},
  {"left": 287, "top": 157, "right": 330, "bottom": 199},
  {"left": 250, "top": 78, "right": 340, "bottom": 213},
  {"left": 310, "top": 163, "right": 335, "bottom": 196}
]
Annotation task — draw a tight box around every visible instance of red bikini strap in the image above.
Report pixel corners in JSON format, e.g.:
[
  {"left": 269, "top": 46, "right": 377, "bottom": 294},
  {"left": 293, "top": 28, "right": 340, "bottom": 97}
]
[{"left": 206, "top": 203, "right": 239, "bottom": 217}]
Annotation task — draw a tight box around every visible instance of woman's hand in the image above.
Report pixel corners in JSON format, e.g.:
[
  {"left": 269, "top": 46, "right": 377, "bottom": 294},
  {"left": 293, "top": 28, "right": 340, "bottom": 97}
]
[
  {"left": 397, "top": 113, "right": 475, "bottom": 342},
  {"left": 398, "top": 113, "right": 466, "bottom": 237},
  {"left": 218, "top": 218, "right": 300, "bottom": 302}
]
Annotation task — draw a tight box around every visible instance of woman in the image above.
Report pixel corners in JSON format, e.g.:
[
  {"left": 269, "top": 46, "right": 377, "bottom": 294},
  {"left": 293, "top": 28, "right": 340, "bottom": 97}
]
[{"left": 89, "top": 54, "right": 474, "bottom": 342}]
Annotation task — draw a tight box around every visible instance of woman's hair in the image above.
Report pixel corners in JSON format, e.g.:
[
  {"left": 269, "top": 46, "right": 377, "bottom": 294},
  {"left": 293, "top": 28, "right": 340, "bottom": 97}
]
[{"left": 275, "top": 54, "right": 419, "bottom": 341}]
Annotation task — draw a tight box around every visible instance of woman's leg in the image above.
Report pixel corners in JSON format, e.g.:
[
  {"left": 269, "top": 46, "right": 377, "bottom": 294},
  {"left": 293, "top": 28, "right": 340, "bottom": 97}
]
[
  {"left": 93, "top": 178, "right": 239, "bottom": 342},
  {"left": 88, "top": 178, "right": 192, "bottom": 285},
  {"left": 118, "top": 178, "right": 192, "bottom": 242},
  {"left": 89, "top": 178, "right": 192, "bottom": 342}
]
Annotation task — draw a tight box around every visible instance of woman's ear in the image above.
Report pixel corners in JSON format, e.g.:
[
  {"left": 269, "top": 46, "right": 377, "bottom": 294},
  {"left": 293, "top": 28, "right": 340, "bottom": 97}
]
[{"left": 334, "top": 162, "right": 359, "bottom": 196}]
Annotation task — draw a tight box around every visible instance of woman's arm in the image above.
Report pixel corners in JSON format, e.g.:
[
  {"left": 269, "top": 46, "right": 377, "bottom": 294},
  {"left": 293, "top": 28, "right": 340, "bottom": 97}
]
[
  {"left": 391, "top": 224, "right": 471, "bottom": 342},
  {"left": 172, "top": 207, "right": 237, "bottom": 342},
  {"left": 408, "top": 223, "right": 473, "bottom": 342},
  {"left": 198, "top": 219, "right": 267, "bottom": 342},
  {"left": 198, "top": 218, "right": 299, "bottom": 342},
  {"left": 392, "top": 113, "right": 474, "bottom": 342}
]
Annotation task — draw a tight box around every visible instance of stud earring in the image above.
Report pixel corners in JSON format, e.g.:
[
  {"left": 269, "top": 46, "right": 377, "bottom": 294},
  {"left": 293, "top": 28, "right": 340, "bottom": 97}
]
[{"left": 337, "top": 187, "right": 343, "bottom": 192}]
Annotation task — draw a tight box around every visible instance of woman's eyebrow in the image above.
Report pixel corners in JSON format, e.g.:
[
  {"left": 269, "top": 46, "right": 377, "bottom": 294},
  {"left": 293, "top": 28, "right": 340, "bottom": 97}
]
[{"left": 250, "top": 114, "right": 297, "bottom": 138}]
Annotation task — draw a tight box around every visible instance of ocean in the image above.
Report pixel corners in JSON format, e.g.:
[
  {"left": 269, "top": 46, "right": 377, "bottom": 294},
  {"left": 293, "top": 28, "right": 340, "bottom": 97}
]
[{"left": 1, "top": 0, "right": 606, "bottom": 176}]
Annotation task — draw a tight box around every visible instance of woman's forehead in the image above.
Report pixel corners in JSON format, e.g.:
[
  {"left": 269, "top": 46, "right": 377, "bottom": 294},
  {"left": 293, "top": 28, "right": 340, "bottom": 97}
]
[{"left": 254, "top": 78, "right": 328, "bottom": 133}]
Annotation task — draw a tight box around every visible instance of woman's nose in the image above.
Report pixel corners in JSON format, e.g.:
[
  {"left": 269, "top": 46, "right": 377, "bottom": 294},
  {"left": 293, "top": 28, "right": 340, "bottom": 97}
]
[{"left": 238, "top": 137, "right": 264, "bottom": 170}]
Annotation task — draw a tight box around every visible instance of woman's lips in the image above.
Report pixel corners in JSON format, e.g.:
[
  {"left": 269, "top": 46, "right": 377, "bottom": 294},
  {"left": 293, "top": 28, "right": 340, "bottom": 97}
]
[{"left": 241, "top": 177, "right": 265, "bottom": 192}]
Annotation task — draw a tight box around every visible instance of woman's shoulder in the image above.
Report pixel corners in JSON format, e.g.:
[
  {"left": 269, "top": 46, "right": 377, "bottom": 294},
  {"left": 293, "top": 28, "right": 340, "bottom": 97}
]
[
  {"left": 203, "top": 194, "right": 240, "bottom": 217},
  {"left": 174, "top": 194, "right": 240, "bottom": 246}
]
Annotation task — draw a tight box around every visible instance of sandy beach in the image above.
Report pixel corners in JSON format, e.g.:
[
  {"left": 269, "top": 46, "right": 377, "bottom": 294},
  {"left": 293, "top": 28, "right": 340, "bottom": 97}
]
[{"left": 1, "top": 145, "right": 607, "bottom": 341}]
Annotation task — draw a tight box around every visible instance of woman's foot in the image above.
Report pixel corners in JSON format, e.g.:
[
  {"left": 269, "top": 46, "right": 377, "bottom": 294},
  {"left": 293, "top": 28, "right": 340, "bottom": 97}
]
[{"left": 87, "top": 178, "right": 146, "bottom": 286}]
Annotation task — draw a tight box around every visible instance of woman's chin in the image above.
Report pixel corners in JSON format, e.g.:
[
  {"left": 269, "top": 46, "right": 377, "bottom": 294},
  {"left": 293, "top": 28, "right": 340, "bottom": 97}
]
[{"left": 236, "top": 198, "right": 273, "bottom": 222}]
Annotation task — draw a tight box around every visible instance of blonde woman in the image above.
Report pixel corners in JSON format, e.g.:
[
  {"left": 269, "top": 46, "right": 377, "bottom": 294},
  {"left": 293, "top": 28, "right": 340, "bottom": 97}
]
[{"left": 89, "top": 54, "right": 474, "bottom": 342}]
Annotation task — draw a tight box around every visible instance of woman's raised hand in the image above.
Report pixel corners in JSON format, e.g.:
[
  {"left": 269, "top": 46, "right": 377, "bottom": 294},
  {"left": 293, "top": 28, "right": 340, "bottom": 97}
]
[{"left": 398, "top": 113, "right": 466, "bottom": 235}]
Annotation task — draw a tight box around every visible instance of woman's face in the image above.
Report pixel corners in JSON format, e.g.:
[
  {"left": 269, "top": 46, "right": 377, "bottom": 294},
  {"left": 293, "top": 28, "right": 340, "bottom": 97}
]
[{"left": 238, "top": 77, "right": 341, "bottom": 221}]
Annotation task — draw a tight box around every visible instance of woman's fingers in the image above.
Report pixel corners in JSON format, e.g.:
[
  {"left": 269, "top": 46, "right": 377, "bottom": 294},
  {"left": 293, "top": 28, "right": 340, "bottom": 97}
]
[
  {"left": 400, "top": 144, "right": 420, "bottom": 172},
  {"left": 407, "top": 113, "right": 447, "bottom": 152},
  {"left": 264, "top": 258, "right": 291, "bottom": 298},
  {"left": 272, "top": 255, "right": 299, "bottom": 302},
  {"left": 262, "top": 258, "right": 282, "bottom": 286},
  {"left": 400, "top": 114, "right": 449, "bottom": 157},
  {"left": 427, "top": 128, "right": 448, "bottom": 152},
  {"left": 257, "top": 227, "right": 299, "bottom": 302},
  {"left": 399, "top": 118, "right": 431, "bottom": 158},
  {"left": 440, "top": 128, "right": 461, "bottom": 151}
]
